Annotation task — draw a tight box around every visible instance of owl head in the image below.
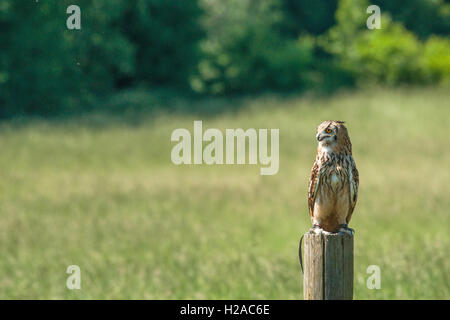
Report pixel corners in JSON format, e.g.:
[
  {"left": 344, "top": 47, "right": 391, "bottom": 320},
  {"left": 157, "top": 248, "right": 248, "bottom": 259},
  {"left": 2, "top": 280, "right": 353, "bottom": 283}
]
[{"left": 316, "top": 120, "right": 352, "bottom": 155}]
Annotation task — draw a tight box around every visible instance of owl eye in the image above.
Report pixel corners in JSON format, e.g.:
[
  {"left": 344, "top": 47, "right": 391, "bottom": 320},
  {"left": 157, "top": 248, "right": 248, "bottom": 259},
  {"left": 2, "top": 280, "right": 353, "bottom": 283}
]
[{"left": 325, "top": 128, "right": 332, "bottom": 134}]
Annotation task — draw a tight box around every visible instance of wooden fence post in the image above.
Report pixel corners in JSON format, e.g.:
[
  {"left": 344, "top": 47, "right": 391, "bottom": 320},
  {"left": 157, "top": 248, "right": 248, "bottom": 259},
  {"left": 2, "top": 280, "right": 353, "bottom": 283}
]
[{"left": 303, "top": 231, "right": 354, "bottom": 300}]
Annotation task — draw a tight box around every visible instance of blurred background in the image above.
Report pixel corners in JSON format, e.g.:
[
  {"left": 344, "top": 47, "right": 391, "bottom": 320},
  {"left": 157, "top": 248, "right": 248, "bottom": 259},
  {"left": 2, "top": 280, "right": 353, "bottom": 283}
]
[
  {"left": 0, "top": 0, "right": 449, "bottom": 299},
  {"left": 1, "top": 0, "right": 449, "bottom": 117}
]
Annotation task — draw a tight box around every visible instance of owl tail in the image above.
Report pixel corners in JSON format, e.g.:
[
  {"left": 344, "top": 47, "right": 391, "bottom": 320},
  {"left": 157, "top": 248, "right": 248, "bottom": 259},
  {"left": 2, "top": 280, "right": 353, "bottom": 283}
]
[{"left": 299, "top": 234, "right": 305, "bottom": 275}]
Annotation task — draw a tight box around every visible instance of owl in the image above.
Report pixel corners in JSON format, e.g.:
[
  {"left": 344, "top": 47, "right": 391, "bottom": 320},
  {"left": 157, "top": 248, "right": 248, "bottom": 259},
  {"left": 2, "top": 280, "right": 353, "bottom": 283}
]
[{"left": 308, "top": 121, "right": 359, "bottom": 234}]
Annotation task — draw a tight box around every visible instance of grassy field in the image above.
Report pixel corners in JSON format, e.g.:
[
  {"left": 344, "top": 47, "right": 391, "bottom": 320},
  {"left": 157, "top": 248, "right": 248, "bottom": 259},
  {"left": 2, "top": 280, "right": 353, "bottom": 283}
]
[{"left": 0, "top": 87, "right": 449, "bottom": 299}]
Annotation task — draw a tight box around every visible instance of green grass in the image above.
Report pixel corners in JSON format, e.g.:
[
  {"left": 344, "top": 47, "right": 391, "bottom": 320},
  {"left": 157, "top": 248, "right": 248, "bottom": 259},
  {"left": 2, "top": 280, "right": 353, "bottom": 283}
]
[{"left": 0, "top": 87, "right": 449, "bottom": 299}]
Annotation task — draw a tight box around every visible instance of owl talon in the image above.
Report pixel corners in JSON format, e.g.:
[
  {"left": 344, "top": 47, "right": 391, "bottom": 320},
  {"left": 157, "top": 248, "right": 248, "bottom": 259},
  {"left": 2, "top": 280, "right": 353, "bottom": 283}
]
[
  {"left": 338, "top": 224, "right": 354, "bottom": 236},
  {"left": 310, "top": 224, "right": 323, "bottom": 234}
]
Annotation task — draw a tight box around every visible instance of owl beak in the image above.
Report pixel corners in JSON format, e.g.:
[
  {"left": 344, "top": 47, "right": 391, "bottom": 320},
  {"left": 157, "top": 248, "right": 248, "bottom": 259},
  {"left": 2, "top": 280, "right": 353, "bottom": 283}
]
[{"left": 316, "top": 133, "right": 324, "bottom": 142}]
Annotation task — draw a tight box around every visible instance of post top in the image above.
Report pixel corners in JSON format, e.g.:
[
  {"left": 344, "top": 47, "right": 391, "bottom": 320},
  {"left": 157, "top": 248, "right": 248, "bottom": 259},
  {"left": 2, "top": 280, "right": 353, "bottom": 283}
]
[{"left": 304, "top": 230, "right": 354, "bottom": 239}]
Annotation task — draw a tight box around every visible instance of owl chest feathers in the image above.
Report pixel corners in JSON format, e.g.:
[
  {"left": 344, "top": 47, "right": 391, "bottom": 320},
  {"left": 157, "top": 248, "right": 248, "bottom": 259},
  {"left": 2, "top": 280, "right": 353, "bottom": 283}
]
[{"left": 318, "top": 153, "right": 349, "bottom": 193}]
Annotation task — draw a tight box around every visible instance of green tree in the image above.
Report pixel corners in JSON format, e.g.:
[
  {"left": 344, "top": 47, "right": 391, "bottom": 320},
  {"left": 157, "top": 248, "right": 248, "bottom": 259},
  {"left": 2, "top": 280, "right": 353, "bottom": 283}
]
[
  {"left": 0, "top": 0, "right": 205, "bottom": 118},
  {"left": 120, "top": 0, "right": 204, "bottom": 88},
  {"left": 0, "top": 1, "right": 134, "bottom": 117},
  {"left": 372, "top": 0, "right": 450, "bottom": 39},
  {"left": 192, "top": 0, "right": 314, "bottom": 94},
  {"left": 278, "top": 0, "right": 338, "bottom": 37}
]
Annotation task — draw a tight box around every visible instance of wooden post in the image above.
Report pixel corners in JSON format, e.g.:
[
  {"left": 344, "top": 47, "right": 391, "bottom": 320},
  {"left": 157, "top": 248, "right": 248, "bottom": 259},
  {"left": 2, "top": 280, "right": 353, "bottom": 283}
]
[{"left": 303, "top": 231, "right": 354, "bottom": 300}]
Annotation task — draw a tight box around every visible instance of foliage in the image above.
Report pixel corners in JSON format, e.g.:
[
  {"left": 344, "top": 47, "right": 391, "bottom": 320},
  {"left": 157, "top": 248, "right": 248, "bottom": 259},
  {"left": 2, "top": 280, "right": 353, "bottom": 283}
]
[
  {"left": 321, "top": 0, "right": 450, "bottom": 86},
  {"left": 372, "top": 0, "right": 450, "bottom": 39},
  {"left": 422, "top": 36, "right": 450, "bottom": 83},
  {"left": 192, "top": 0, "right": 314, "bottom": 94},
  {"left": 277, "top": 0, "right": 338, "bottom": 37},
  {"left": 0, "top": 0, "right": 449, "bottom": 117},
  {"left": 0, "top": 1, "right": 134, "bottom": 117},
  {"left": 354, "top": 18, "right": 424, "bottom": 85},
  {"left": 0, "top": 0, "right": 203, "bottom": 118},
  {"left": 120, "top": 0, "right": 204, "bottom": 87}
]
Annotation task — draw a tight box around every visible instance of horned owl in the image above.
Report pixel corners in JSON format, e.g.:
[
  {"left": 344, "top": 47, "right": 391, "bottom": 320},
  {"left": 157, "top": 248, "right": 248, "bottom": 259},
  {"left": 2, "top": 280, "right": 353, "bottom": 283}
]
[{"left": 308, "top": 121, "right": 359, "bottom": 234}]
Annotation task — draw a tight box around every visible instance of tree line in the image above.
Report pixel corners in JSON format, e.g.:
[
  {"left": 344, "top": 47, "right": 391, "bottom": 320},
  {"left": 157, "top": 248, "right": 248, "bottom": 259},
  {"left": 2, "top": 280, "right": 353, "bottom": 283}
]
[{"left": 0, "top": 0, "right": 449, "bottom": 118}]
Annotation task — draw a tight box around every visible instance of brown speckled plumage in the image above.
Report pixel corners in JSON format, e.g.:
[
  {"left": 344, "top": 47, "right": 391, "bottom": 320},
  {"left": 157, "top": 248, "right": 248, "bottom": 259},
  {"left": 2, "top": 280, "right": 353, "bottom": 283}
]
[{"left": 308, "top": 121, "right": 359, "bottom": 232}]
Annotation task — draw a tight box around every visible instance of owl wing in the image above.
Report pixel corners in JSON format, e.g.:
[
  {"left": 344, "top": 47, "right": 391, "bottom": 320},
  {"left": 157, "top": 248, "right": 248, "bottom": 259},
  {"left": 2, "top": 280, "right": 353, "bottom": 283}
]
[
  {"left": 346, "top": 156, "right": 359, "bottom": 223},
  {"left": 308, "top": 160, "right": 321, "bottom": 218}
]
